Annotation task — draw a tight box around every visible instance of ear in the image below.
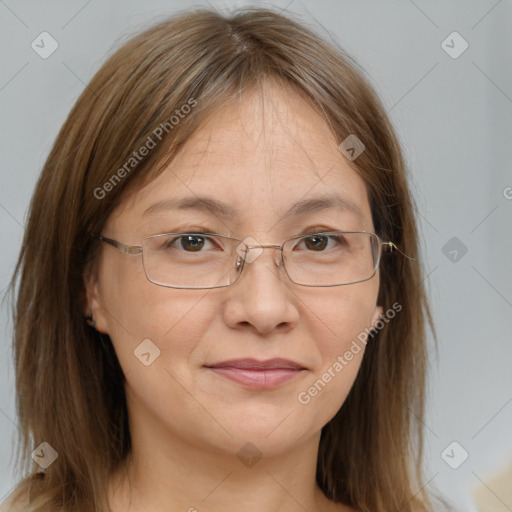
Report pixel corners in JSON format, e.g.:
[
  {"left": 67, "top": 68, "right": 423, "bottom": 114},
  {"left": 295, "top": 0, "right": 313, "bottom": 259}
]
[
  {"left": 370, "top": 305, "right": 384, "bottom": 331},
  {"left": 82, "top": 262, "right": 109, "bottom": 335}
]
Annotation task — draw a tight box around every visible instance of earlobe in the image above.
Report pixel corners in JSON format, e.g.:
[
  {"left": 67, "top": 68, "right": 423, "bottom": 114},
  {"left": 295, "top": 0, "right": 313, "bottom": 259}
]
[
  {"left": 85, "top": 315, "right": 97, "bottom": 329},
  {"left": 82, "top": 267, "right": 108, "bottom": 335},
  {"left": 370, "top": 306, "right": 384, "bottom": 331}
]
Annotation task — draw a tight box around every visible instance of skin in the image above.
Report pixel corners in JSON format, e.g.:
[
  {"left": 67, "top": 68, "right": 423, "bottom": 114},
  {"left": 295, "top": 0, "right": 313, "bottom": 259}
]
[{"left": 85, "top": 81, "right": 383, "bottom": 512}]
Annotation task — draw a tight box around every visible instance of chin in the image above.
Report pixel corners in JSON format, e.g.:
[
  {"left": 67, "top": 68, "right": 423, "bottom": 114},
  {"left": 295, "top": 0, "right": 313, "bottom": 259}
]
[{"left": 218, "top": 413, "right": 315, "bottom": 450}]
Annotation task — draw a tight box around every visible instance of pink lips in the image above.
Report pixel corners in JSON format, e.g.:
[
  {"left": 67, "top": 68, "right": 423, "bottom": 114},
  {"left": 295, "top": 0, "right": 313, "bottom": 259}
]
[{"left": 205, "top": 358, "right": 306, "bottom": 389}]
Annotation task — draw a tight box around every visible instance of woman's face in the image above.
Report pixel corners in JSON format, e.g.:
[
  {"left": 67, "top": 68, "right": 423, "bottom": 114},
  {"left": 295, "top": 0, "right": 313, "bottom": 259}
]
[{"left": 86, "top": 82, "right": 383, "bottom": 459}]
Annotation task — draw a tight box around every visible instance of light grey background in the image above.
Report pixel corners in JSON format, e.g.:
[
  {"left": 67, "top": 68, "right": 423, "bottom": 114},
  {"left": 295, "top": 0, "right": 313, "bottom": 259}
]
[{"left": 1, "top": 1, "right": 511, "bottom": 510}]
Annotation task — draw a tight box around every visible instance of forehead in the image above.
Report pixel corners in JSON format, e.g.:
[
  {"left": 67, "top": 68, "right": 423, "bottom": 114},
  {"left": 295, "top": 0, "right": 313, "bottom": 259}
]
[{"left": 113, "top": 82, "right": 372, "bottom": 232}]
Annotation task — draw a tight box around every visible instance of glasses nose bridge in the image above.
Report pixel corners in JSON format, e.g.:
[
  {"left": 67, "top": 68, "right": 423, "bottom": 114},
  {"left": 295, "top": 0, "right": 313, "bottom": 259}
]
[
  {"left": 247, "top": 243, "right": 282, "bottom": 250},
  {"left": 238, "top": 242, "right": 284, "bottom": 268}
]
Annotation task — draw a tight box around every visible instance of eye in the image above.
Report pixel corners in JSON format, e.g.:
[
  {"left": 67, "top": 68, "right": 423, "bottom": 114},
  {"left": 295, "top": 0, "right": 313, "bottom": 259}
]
[
  {"left": 166, "top": 233, "right": 218, "bottom": 252},
  {"left": 296, "top": 233, "right": 346, "bottom": 252}
]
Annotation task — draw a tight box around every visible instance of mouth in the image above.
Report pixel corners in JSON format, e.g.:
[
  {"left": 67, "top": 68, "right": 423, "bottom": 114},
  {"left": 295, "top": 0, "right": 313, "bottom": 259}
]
[{"left": 204, "top": 358, "right": 307, "bottom": 389}]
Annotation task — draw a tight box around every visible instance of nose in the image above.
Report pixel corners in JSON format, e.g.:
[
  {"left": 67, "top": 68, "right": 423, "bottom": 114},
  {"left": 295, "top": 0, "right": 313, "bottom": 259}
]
[{"left": 222, "top": 245, "right": 299, "bottom": 335}]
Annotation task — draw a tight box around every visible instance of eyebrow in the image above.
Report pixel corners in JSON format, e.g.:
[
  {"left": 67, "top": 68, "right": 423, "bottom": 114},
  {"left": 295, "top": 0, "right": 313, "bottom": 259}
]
[{"left": 143, "top": 194, "right": 366, "bottom": 222}]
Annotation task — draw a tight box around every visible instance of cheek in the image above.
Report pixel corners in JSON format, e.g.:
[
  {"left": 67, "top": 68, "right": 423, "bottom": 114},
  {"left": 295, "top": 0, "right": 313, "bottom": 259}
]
[
  {"left": 315, "top": 303, "right": 372, "bottom": 364},
  {"left": 297, "top": 285, "right": 378, "bottom": 420},
  {"left": 306, "top": 282, "right": 378, "bottom": 361},
  {"left": 98, "top": 255, "right": 215, "bottom": 373},
  {"left": 100, "top": 283, "right": 220, "bottom": 437}
]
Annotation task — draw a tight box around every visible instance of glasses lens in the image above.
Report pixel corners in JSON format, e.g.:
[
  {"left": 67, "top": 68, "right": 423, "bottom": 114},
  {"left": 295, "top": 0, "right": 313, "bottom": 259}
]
[
  {"left": 282, "top": 232, "right": 380, "bottom": 286},
  {"left": 142, "top": 233, "right": 240, "bottom": 288},
  {"left": 140, "top": 231, "right": 380, "bottom": 288}
]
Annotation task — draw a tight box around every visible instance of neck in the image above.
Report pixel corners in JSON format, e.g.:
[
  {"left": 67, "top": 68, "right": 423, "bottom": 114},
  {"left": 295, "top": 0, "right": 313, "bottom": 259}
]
[{"left": 107, "top": 411, "right": 345, "bottom": 512}]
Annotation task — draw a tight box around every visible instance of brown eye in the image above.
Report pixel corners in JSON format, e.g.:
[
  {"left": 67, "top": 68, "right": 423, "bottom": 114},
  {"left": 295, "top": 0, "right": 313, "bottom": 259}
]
[
  {"left": 303, "top": 234, "right": 328, "bottom": 251},
  {"left": 295, "top": 234, "right": 347, "bottom": 253},
  {"left": 163, "top": 234, "right": 209, "bottom": 252},
  {"left": 180, "top": 235, "right": 205, "bottom": 252}
]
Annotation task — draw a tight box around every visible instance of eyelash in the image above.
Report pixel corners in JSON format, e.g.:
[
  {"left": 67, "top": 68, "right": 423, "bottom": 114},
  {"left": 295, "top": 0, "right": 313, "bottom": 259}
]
[
  {"left": 164, "top": 231, "right": 346, "bottom": 255},
  {"left": 164, "top": 225, "right": 342, "bottom": 237}
]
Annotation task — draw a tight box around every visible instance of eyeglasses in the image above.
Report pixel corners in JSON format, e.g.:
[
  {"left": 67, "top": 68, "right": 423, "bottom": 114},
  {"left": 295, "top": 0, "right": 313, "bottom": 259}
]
[{"left": 91, "top": 231, "right": 400, "bottom": 289}]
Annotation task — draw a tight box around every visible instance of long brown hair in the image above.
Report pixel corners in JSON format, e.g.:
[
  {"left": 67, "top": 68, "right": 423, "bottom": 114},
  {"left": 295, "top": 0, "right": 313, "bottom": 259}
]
[{"left": 7, "top": 7, "right": 447, "bottom": 511}]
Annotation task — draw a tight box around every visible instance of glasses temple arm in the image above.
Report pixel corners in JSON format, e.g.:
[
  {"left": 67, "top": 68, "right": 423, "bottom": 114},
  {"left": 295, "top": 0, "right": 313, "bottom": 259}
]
[
  {"left": 383, "top": 241, "right": 416, "bottom": 261},
  {"left": 92, "top": 233, "right": 142, "bottom": 255}
]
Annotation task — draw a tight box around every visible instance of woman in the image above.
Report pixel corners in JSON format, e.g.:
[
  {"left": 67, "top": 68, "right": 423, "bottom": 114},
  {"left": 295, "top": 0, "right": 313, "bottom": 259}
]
[{"left": 4, "top": 6, "right": 449, "bottom": 512}]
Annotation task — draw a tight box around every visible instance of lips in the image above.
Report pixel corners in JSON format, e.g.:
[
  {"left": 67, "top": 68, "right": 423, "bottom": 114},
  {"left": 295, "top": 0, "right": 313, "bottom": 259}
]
[
  {"left": 204, "top": 358, "right": 307, "bottom": 389},
  {"left": 205, "top": 358, "right": 306, "bottom": 370}
]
